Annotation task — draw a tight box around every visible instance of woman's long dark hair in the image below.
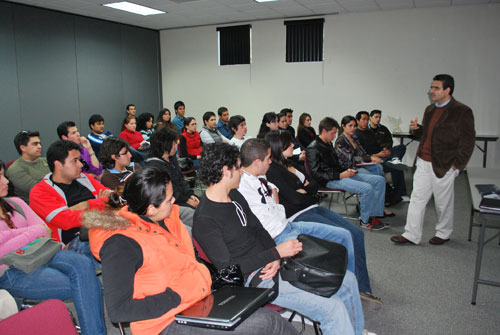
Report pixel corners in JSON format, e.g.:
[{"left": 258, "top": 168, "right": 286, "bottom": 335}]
[
  {"left": 298, "top": 113, "right": 312, "bottom": 131},
  {"left": 0, "top": 160, "right": 15, "bottom": 225},
  {"left": 182, "top": 117, "right": 196, "bottom": 133},
  {"left": 339, "top": 115, "right": 356, "bottom": 136},
  {"left": 265, "top": 130, "right": 292, "bottom": 168},
  {"left": 108, "top": 167, "right": 171, "bottom": 216},
  {"left": 257, "top": 112, "right": 277, "bottom": 139}
]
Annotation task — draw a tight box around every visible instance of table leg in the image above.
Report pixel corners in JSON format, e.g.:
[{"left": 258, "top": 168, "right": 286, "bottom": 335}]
[
  {"left": 482, "top": 141, "right": 488, "bottom": 168},
  {"left": 468, "top": 206, "right": 474, "bottom": 241},
  {"left": 471, "top": 217, "right": 487, "bottom": 305}
]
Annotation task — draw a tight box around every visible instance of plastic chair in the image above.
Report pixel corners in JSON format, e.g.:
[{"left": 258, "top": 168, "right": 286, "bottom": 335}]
[{"left": 0, "top": 299, "right": 77, "bottom": 335}]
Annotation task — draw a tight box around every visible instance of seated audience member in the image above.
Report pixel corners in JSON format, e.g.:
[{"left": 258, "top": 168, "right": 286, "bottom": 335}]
[
  {"left": 277, "top": 111, "right": 289, "bottom": 131},
  {"left": 199, "top": 111, "right": 230, "bottom": 145},
  {"left": 125, "top": 104, "right": 136, "bottom": 117},
  {"left": 256, "top": 112, "right": 279, "bottom": 139},
  {"left": 145, "top": 128, "right": 199, "bottom": 231},
  {"left": 306, "top": 117, "right": 387, "bottom": 231},
  {"left": 88, "top": 114, "right": 144, "bottom": 166},
  {"left": 155, "top": 108, "right": 177, "bottom": 132},
  {"left": 172, "top": 101, "right": 186, "bottom": 133},
  {"left": 335, "top": 116, "right": 384, "bottom": 177},
  {"left": 297, "top": 113, "right": 316, "bottom": 148},
  {"left": 119, "top": 115, "right": 148, "bottom": 152},
  {"left": 194, "top": 143, "right": 368, "bottom": 335},
  {"left": 228, "top": 115, "right": 251, "bottom": 149},
  {"left": 179, "top": 117, "right": 202, "bottom": 167},
  {"left": 6, "top": 131, "right": 49, "bottom": 203},
  {"left": 265, "top": 130, "right": 380, "bottom": 304},
  {"left": 87, "top": 114, "right": 114, "bottom": 155},
  {"left": 83, "top": 167, "right": 297, "bottom": 335},
  {"left": 355, "top": 111, "right": 409, "bottom": 202},
  {"left": 136, "top": 112, "right": 155, "bottom": 141},
  {"left": 0, "top": 160, "right": 106, "bottom": 335},
  {"left": 369, "top": 109, "right": 406, "bottom": 163},
  {"left": 57, "top": 121, "right": 102, "bottom": 178},
  {"left": 99, "top": 138, "right": 140, "bottom": 190},
  {"left": 281, "top": 108, "right": 300, "bottom": 149},
  {"left": 29, "top": 140, "right": 109, "bottom": 257},
  {"left": 216, "top": 106, "right": 233, "bottom": 139}
]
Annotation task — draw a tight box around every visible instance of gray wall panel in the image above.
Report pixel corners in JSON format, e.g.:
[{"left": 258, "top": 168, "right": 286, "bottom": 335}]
[
  {"left": 14, "top": 6, "right": 79, "bottom": 146},
  {"left": 0, "top": 2, "right": 22, "bottom": 160},
  {"left": 121, "top": 25, "right": 161, "bottom": 117},
  {"left": 75, "top": 16, "right": 124, "bottom": 136},
  {"left": 0, "top": 3, "right": 160, "bottom": 162}
]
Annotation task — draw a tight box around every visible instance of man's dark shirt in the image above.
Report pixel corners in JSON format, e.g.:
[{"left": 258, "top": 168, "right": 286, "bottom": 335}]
[
  {"left": 51, "top": 177, "right": 95, "bottom": 243},
  {"left": 354, "top": 128, "right": 382, "bottom": 156}
]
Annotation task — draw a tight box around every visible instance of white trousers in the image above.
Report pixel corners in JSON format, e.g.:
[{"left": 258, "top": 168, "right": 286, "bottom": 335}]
[{"left": 403, "top": 157, "right": 459, "bottom": 244}]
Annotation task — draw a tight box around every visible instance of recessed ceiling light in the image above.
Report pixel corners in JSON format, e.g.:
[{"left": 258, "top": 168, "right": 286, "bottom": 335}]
[
  {"left": 255, "top": 0, "right": 280, "bottom": 2},
  {"left": 103, "top": 2, "right": 165, "bottom": 16}
]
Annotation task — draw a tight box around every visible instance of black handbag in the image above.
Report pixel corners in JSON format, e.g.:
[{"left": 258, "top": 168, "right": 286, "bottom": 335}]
[{"left": 280, "top": 234, "right": 347, "bottom": 297}]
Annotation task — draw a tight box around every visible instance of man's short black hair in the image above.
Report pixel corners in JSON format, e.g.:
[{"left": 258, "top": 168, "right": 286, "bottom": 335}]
[
  {"left": 149, "top": 128, "right": 178, "bottom": 159},
  {"left": 199, "top": 143, "right": 240, "bottom": 186},
  {"left": 88, "top": 114, "right": 104, "bottom": 129},
  {"left": 433, "top": 74, "right": 454, "bottom": 95},
  {"left": 46, "top": 140, "right": 80, "bottom": 172},
  {"left": 228, "top": 115, "right": 245, "bottom": 134},
  {"left": 217, "top": 107, "right": 228, "bottom": 116},
  {"left": 370, "top": 110, "right": 382, "bottom": 117},
  {"left": 174, "top": 101, "right": 185, "bottom": 111},
  {"left": 318, "top": 117, "right": 340, "bottom": 134},
  {"left": 57, "top": 121, "right": 76, "bottom": 139},
  {"left": 203, "top": 111, "right": 216, "bottom": 125},
  {"left": 280, "top": 108, "right": 293, "bottom": 115},
  {"left": 240, "top": 138, "right": 270, "bottom": 168},
  {"left": 355, "top": 111, "right": 369, "bottom": 121},
  {"left": 13, "top": 131, "right": 40, "bottom": 155},
  {"left": 99, "top": 137, "right": 129, "bottom": 169},
  {"left": 126, "top": 104, "right": 135, "bottom": 112}
]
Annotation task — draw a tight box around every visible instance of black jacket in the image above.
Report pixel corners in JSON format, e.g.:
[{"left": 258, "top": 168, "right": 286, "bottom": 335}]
[
  {"left": 305, "top": 137, "right": 345, "bottom": 187},
  {"left": 266, "top": 162, "right": 319, "bottom": 218},
  {"left": 144, "top": 156, "right": 195, "bottom": 205}
]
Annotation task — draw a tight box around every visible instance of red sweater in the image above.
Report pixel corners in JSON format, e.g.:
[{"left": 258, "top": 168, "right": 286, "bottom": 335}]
[
  {"left": 181, "top": 131, "right": 202, "bottom": 156},
  {"left": 120, "top": 130, "right": 144, "bottom": 149}
]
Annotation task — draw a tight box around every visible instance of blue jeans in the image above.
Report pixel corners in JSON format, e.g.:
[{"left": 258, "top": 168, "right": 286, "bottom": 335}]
[
  {"left": 274, "top": 222, "right": 364, "bottom": 335},
  {"left": 0, "top": 250, "right": 106, "bottom": 335},
  {"left": 327, "top": 173, "right": 385, "bottom": 223},
  {"left": 294, "top": 207, "right": 371, "bottom": 294},
  {"left": 264, "top": 271, "right": 362, "bottom": 335},
  {"left": 357, "top": 163, "right": 383, "bottom": 176},
  {"left": 66, "top": 237, "right": 101, "bottom": 269}
]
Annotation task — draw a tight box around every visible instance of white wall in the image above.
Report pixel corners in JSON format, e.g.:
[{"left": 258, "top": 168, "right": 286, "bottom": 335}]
[{"left": 160, "top": 4, "right": 500, "bottom": 168}]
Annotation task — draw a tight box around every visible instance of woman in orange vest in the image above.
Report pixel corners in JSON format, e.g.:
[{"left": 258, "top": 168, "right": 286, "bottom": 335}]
[{"left": 83, "top": 167, "right": 298, "bottom": 335}]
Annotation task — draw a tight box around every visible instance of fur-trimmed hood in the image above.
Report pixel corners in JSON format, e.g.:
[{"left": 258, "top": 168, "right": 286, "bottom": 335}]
[{"left": 81, "top": 209, "right": 131, "bottom": 230}]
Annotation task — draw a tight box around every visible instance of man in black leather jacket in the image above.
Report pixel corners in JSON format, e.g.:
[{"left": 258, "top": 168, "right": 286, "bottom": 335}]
[{"left": 306, "top": 117, "right": 387, "bottom": 231}]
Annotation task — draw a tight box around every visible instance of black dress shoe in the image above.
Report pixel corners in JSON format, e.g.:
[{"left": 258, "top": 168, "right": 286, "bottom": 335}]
[
  {"left": 429, "top": 236, "right": 450, "bottom": 245},
  {"left": 390, "top": 235, "right": 414, "bottom": 244}
]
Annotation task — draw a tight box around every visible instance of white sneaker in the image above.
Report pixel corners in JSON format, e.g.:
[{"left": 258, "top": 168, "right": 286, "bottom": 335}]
[
  {"left": 401, "top": 195, "right": 410, "bottom": 202},
  {"left": 362, "top": 330, "right": 377, "bottom": 335}
]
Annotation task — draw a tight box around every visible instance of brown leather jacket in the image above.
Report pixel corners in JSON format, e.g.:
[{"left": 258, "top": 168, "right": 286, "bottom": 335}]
[{"left": 412, "top": 97, "right": 475, "bottom": 178}]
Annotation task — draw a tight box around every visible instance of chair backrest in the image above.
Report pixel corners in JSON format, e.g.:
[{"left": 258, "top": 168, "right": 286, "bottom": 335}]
[
  {"left": 5, "top": 160, "right": 15, "bottom": 170},
  {"left": 0, "top": 299, "right": 77, "bottom": 335},
  {"left": 192, "top": 238, "right": 211, "bottom": 263}
]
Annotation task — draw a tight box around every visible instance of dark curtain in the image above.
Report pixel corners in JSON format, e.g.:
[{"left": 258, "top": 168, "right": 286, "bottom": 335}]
[
  {"left": 216, "top": 24, "right": 251, "bottom": 65},
  {"left": 284, "top": 19, "right": 324, "bottom": 63}
]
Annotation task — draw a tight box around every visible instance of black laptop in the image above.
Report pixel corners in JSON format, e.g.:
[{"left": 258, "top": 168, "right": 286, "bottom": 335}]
[{"left": 175, "top": 286, "right": 276, "bottom": 330}]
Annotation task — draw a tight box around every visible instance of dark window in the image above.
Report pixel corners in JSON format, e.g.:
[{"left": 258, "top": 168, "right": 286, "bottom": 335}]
[
  {"left": 216, "top": 24, "right": 251, "bottom": 65},
  {"left": 284, "top": 18, "right": 324, "bottom": 63}
]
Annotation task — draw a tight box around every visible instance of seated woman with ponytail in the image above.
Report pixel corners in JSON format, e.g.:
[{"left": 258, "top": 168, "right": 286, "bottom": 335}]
[
  {"left": 0, "top": 160, "right": 106, "bottom": 335},
  {"left": 83, "top": 167, "right": 298, "bottom": 335}
]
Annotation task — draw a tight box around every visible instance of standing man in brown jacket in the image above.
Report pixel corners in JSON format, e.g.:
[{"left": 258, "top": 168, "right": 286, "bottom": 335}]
[{"left": 391, "top": 74, "right": 475, "bottom": 245}]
